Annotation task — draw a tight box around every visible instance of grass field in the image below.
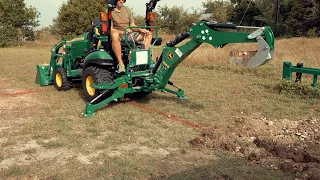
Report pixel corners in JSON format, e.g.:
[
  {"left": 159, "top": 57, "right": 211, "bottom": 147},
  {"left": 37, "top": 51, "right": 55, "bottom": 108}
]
[{"left": 0, "top": 36, "right": 319, "bottom": 179}]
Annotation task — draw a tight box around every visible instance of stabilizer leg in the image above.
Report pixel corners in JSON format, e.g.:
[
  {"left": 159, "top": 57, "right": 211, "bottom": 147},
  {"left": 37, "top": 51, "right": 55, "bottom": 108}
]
[
  {"left": 82, "top": 76, "right": 130, "bottom": 118},
  {"left": 161, "top": 88, "right": 186, "bottom": 99},
  {"left": 82, "top": 90, "right": 124, "bottom": 118}
]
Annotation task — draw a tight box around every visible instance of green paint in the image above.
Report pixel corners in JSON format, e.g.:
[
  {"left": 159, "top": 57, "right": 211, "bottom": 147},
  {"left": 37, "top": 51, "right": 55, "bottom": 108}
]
[{"left": 283, "top": 61, "right": 320, "bottom": 87}]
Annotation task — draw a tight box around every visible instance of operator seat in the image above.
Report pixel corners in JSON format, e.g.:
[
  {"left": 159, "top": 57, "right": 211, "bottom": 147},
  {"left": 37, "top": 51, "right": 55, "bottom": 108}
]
[{"left": 88, "top": 19, "right": 101, "bottom": 43}]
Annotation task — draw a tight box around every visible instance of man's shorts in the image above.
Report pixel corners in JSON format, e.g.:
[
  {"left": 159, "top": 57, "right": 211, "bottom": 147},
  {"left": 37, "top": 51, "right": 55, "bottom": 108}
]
[{"left": 120, "top": 32, "right": 140, "bottom": 42}]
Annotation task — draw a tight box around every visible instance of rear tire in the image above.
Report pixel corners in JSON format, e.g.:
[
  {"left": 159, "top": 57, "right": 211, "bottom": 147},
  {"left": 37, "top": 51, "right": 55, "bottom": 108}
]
[
  {"left": 82, "top": 66, "right": 114, "bottom": 103},
  {"left": 54, "top": 68, "right": 72, "bottom": 91},
  {"left": 131, "top": 92, "right": 151, "bottom": 99}
]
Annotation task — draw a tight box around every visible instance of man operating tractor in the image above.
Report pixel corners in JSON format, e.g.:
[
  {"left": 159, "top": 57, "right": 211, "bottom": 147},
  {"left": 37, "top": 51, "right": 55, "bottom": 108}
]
[
  {"left": 36, "top": 0, "right": 275, "bottom": 117},
  {"left": 111, "top": 0, "right": 153, "bottom": 73}
]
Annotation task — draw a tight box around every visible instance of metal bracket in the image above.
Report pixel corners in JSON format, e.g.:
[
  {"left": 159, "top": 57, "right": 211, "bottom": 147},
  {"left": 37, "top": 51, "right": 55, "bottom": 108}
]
[
  {"left": 247, "top": 27, "right": 265, "bottom": 39},
  {"left": 161, "top": 88, "right": 186, "bottom": 99}
]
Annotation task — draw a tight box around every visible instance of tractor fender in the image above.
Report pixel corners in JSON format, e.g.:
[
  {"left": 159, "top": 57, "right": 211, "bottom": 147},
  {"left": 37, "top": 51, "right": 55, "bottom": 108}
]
[{"left": 84, "top": 50, "right": 114, "bottom": 68}]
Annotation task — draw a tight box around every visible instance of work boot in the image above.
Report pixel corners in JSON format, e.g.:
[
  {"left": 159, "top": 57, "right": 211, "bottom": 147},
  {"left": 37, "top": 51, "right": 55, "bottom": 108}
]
[{"left": 118, "top": 63, "right": 125, "bottom": 73}]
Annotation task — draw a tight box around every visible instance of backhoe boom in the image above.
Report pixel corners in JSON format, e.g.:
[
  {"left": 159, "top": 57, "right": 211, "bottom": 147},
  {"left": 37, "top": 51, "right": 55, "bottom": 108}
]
[{"left": 153, "top": 20, "right": 275, "bottom": 90}]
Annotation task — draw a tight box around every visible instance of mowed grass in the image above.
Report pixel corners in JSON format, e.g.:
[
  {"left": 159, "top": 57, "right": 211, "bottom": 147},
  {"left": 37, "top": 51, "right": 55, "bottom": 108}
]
[{"left": 0, "top": 37, "right": 319, "bottom": 179}]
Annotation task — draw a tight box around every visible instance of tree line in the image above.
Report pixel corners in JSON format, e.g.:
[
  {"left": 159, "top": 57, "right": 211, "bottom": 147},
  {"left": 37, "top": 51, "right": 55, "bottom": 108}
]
[
  {"left": 0, "top": 0, "right": 319, "bottom": 47},
  {"left": 0, "top": 0, "right": 39, "bottom": 47}
]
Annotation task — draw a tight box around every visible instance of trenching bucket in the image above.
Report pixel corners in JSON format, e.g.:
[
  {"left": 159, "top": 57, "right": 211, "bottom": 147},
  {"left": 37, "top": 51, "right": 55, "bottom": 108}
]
[
  {"left": 228, "top": 26, "right": 275, "bottom": 68},
  {"left": 35, "top": 64, "right": 51, "bottom": 86},
  {"left": 229, "top": 36, "right": 275, "bottom": 68}
]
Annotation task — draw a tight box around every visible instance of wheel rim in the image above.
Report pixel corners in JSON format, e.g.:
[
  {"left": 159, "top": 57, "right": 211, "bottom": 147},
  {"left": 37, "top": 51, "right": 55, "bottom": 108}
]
[
  {"left": 86, "top": 76, "right": 95, "bottom": 96},
  {"left": 56, "top": 73, "right": 63, "bottom": 87}
]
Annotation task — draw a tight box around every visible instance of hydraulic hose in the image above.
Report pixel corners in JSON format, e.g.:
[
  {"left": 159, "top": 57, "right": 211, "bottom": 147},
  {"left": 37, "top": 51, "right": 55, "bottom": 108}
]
[
  {"left": 166, "top": 32, "right": 190, "bottom": 47},
  {"left": 152, "top": 32, "right": 190, "bottom": 74},
  {"left": 152, "top": 54, "right": 162, "bottom": 74}
]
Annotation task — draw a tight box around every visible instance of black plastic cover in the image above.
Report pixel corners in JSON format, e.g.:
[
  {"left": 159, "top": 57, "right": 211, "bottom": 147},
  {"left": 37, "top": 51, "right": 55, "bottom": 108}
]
[{"left": 207, "top": 23, "right": 237, "bottom": 29}]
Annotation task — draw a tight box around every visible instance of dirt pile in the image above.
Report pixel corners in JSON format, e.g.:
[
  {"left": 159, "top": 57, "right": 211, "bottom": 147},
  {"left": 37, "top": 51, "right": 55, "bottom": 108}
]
[{"left": 190, "top": 116, "right": 320, "bottom": 179}]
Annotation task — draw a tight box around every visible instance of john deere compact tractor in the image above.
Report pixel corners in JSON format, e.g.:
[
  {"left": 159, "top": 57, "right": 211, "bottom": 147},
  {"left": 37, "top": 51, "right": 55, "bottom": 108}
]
[{"left": 35, "top": 0, "right": 275, "bottom": 117}]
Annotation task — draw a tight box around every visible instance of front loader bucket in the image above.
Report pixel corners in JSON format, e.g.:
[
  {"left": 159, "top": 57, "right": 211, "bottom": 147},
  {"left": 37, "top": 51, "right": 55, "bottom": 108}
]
[
  {"left": 35, "top": 64, "right": 51, "bottom": 86},
  {"left": 230, "top": 36, "right": 275, "bottom": 68}
]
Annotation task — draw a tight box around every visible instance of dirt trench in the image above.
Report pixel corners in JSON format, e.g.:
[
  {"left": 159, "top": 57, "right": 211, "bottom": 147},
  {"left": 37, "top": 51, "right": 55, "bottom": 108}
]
[{"left": 190, "top": 116, "right": 320, "bottom": 179}]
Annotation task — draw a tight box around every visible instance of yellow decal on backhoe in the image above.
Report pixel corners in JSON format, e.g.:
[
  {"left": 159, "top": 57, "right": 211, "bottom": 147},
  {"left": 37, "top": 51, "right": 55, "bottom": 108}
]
[
  {"left": 95, "top": 27, "right": 101, "bottom": 36},
  {"left": 163, "top": 61, "right": 170, "bottom": 68},
  {"left": 167, "top": 52, "right": 174, "bottom": 60},
  {"left": 66, "top": 37, "right": 85, "bottom": 44}
]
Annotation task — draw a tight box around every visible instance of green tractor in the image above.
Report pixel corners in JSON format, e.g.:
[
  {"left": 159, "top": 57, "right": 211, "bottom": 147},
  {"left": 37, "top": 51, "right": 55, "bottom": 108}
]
[{"left": 35, "top": 0, "right": 275, "bottom": 117}]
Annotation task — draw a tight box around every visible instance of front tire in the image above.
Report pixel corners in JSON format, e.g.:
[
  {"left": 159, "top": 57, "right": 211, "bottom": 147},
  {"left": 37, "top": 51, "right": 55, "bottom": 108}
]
[
  {"left": 54, "top": 68, "right": 72, "bottom": 91},
  {"left": 82, "top": 66, "right": 114, "bottom": 103}
]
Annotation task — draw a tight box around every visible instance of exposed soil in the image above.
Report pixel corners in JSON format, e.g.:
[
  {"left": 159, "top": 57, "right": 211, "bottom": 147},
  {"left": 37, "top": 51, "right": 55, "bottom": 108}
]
[{"left": 190, "top": 116, "right": 320, "bottom": 179}]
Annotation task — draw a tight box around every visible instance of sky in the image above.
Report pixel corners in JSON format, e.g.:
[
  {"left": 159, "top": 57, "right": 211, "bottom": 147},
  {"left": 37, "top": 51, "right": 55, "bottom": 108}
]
[{"left": 25, "top": 0, "right": 207, "bottom": 28}]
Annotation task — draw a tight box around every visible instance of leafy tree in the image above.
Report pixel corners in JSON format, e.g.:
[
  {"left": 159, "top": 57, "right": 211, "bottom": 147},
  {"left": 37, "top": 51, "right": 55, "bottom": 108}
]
[
  {"left": 227, "top": 0, "right": 319, "bottom": 37},
  {"left": 201, "top": 0, "right": 233, "bottom": 22},
  {"left": 134, "top": 15, "right": 146, "bottom": 26},
  {"left": 252, "top": 0, "right": 293, "bottom": 36},
  {"left": 0, "top": 24, "right": 18, "bottom": 47},
  {"left": 229, "top": 0, "right": 264, "bottom": 26},
  {"left": 0, "top": 0, "right": 39, "bottom": 47},
  {"left": 286, "top": 0, "right": 320, "bottom": 37},
  {"left": 253, "top": 0, "right": 276, "bottom": 26},
  {"left": 54, "top": 0, "right": 106, "bottom": 39},
  {"left": 157, "top": 5, "right": 200, "bottom": 34}
]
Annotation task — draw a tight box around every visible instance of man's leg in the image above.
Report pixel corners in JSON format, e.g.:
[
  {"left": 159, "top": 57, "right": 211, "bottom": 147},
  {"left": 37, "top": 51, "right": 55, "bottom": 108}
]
[
  {"left": 111, "top": 31, "right": 123, "bottom": 64},
  {"left": 111, "top": 31, "right": 125, "bottom": 72},
  {"left": 136, "top": 33, "right": 153, "bottom": 49},
  {"left": 144, "top": 33, "right": 152, "bottom": 49}
]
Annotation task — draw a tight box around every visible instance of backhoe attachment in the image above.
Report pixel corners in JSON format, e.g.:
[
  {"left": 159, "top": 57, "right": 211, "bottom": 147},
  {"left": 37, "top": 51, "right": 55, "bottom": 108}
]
[{"left": 190, "top": 21, "right": 275, "bottom": 68}]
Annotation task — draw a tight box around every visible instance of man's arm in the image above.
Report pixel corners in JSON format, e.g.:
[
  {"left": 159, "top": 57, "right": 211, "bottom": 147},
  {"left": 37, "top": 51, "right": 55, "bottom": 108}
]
[{"left": 129, "top": 22, "right": 151, "bottom": 35}]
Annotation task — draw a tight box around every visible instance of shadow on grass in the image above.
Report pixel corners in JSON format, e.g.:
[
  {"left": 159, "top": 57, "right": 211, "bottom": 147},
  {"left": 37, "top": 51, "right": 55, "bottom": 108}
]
[
  {"left": 71, "top": 82, "right": 205, "bottom": 117},
  {"left": 72, "top": 82, "right": 86, "bottom": 101},
  {"left": 133, "top": 93, "right": 205, "bottom": 111}
]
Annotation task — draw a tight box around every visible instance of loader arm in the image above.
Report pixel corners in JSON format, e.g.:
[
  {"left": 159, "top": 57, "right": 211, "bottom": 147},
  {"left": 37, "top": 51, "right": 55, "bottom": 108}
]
[{"left": 152, "top": 20, "right": 275, "bottom": 89}]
